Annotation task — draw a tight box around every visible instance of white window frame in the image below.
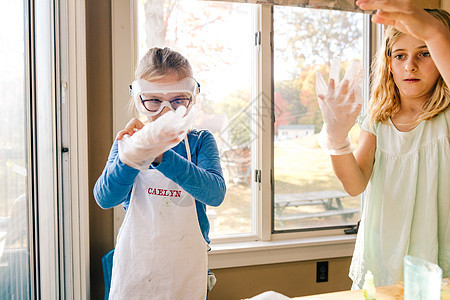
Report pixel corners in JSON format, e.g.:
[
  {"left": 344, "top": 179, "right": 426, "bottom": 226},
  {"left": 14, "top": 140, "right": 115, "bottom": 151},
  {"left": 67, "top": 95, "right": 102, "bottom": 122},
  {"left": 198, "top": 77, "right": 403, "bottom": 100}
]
[
  {"left": 34, "top": 0, "right": 61, "bottom": 297},
  {"left": 111, "top": 0, "right": 382, "bottom": 269},
  {"left": 33, "top": 0, "right": 89, "bottom": 298},
  {"left": 58, "top": 0, "right": 90, "bottom": 298},
  {"left": 111, "top": 0, "right": 138, "bottom": 240}
]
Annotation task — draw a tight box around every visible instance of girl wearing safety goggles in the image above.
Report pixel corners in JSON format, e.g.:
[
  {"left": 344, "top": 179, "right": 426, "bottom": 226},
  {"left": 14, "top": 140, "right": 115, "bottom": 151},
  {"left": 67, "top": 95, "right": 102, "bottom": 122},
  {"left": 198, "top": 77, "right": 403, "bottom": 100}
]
[{"left": 94, "top": 47, "right": 225, "bottom": 300}]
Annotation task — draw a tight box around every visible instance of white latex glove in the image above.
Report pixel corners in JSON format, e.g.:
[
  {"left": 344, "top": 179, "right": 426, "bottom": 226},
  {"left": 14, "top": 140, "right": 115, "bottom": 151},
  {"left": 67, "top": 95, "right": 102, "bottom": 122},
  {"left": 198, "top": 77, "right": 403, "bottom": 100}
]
[
  {"left": 207, "top": 273, "right": 217, "bottom": 292},
  {"left": 118, "top": 105, "right": 197, "bottom": 170},
  {"left": 316, "top": 58, "right": 363, "bottom": 155}
]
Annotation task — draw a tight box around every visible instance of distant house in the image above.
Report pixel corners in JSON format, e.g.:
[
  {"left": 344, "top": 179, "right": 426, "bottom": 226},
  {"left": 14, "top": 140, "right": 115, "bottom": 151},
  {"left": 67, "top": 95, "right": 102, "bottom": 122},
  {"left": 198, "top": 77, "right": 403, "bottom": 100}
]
[{"left": 277, "top": 124, "right": 315, "bottom": 140}]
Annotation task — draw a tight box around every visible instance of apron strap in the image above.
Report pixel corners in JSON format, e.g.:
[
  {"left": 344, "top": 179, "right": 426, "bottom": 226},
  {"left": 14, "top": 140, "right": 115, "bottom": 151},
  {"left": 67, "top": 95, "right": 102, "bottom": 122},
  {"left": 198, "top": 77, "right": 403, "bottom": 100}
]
[{"left": 184, "top": 135, "right": 191, "bottom": 162}]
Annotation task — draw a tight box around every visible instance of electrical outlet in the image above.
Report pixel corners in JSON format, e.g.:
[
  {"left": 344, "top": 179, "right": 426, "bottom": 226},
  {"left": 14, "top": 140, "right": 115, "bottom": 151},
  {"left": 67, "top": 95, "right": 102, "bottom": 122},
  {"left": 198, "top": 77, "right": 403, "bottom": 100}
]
[{"left": 316, "top": 261, "right": 328, "bottom": 282}]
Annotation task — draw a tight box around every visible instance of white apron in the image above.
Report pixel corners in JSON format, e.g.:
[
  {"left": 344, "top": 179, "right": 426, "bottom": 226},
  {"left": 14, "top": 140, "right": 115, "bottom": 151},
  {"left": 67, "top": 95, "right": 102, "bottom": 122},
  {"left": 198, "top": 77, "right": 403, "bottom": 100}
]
[{"left": 109, "top": 138, "right": 208, "bottom": 300}]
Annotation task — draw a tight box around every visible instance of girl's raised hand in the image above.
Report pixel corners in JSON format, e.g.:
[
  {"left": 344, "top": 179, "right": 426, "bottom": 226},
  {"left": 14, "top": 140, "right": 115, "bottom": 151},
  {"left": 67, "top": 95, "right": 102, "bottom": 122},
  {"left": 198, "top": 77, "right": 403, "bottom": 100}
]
[
  {"left": 315, "top": 58, "right": 363, "bottom": 155},
  {"left": 116, "top": 118, "right": 145, "bottom": 140},
  {"left": 356, "top": 0, "right": 444, "bottom": 41}
]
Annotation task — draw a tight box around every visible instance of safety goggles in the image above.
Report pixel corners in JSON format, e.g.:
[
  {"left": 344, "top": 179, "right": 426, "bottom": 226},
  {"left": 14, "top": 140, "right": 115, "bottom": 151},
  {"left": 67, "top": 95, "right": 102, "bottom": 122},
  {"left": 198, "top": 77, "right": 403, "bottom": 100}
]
[{"left": 130, "top": 77, "right": 200, "bottom": 116}]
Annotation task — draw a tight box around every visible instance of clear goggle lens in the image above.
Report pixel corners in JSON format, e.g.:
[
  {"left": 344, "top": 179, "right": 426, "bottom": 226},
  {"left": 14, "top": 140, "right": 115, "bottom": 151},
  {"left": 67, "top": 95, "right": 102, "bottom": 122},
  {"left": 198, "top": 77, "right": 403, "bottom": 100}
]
[
  {"left": 131, "top": 77, "right": 200, "bottom": 117},
  {"left": 140, "top": 94, "right": 192, "bottom": 113}
]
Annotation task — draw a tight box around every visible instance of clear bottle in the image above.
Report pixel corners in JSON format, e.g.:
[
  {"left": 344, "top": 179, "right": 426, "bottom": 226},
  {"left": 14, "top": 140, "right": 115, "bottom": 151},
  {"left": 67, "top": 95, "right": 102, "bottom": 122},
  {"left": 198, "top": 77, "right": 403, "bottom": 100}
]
[{"left": 363, "top": 270, "right": 376, "bottom": 300}]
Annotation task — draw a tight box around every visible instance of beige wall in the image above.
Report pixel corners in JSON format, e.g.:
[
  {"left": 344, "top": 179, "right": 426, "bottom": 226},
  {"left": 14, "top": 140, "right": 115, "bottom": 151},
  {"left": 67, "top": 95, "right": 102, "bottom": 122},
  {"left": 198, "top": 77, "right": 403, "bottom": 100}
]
[
  {"left": 209, "top": 258, "right": 353, "bottom": 299},
  {"left": 86, "top": 0, "right": 114, "bottom": 299}
]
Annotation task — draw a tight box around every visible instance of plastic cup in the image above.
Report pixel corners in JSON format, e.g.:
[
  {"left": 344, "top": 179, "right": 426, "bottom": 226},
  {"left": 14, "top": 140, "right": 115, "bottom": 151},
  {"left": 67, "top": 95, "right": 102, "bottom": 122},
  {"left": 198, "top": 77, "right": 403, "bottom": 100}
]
[{"left": 404, "top": 255, "right": 442, "bottom": 300}]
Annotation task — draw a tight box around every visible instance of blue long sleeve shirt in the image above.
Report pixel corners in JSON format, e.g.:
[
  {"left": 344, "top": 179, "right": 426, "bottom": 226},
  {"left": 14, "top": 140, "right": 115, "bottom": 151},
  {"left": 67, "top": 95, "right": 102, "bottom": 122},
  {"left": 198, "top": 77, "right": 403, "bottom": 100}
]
[{"left": 94, "top": 129, "right": 226, "bottom": 244}]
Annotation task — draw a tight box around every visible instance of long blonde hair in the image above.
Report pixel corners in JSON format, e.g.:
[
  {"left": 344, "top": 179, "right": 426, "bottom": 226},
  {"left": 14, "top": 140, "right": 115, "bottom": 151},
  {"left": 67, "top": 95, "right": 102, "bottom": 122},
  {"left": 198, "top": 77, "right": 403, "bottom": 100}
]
[{"left": 369, "top": 9, "right": 450, "bottom": 126}]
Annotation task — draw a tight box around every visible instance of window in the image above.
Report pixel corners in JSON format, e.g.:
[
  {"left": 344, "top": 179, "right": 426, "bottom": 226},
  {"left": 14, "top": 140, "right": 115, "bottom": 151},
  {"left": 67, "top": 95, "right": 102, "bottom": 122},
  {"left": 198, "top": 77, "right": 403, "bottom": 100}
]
[
  {"left": 136, "top": 0, "right": 256, "bottom": 237},
  {"left": 273, "top": 7, "right": 364, "bottom": 232},
  {"left": 0, "top": 1, "right": 32, "bottom": 297},
  {"left": 115, "top": 0, "right": 373, "bottom": 255},
  {"left": 0, "top": 0, "right": 89, "bottom": 297}
]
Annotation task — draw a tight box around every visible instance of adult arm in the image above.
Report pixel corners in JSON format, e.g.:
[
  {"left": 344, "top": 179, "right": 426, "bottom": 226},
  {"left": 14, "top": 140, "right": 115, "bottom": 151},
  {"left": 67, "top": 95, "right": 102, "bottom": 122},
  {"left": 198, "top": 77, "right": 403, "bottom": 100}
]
[
  {"left": 357, "top": 0, "right": 450, "bottom": 85},
  {"left": 155, "top": 131, "right": 226, "bottom": 207}
]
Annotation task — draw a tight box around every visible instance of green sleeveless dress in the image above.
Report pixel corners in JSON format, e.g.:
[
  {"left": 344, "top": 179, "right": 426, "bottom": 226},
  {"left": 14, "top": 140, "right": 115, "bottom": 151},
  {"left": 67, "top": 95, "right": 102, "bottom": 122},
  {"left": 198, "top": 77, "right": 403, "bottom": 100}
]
[{"left": 349, "top": 108, "right": 450, "bottom": 288}]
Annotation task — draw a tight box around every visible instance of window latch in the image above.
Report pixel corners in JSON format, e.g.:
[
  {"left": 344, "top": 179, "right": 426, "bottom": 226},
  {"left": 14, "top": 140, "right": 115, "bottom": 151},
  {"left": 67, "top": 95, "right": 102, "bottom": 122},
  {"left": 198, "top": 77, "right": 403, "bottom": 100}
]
[
  {"left": 254, "top": 169, "right": 261, "bottom": 183},
  {"left": 344, "top": 220, "right": 360, "bottom": 234},
  {"left": 254, "top": 31, "right": 261, "bottom": 46}
]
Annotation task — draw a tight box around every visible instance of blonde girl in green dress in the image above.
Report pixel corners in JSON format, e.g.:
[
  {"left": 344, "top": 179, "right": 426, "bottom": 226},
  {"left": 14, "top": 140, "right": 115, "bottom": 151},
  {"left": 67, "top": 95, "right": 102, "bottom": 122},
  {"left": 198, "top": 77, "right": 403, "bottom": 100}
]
[{"left": 316, "top": 0, "right": 450, "bottom": 289}]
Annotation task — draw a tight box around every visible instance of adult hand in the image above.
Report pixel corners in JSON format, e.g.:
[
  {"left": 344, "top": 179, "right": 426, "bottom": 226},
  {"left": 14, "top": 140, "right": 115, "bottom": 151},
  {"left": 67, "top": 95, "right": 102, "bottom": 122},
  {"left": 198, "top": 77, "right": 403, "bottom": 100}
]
[
  {"left": 116, "top": 118, "right": 145, "bottom": 140},
  {"left": 356, "top": 0, "right": 444, "bottom": 42},
  {"left": 316, "top": 58, "right": 363, "bottom": 155}
]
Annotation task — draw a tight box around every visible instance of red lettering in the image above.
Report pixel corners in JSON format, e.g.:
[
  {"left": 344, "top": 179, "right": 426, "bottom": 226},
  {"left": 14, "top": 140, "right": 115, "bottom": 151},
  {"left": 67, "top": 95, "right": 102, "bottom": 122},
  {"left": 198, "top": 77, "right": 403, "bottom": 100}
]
[{"left": 147, "top": 187, "right": 182, "bottom": 198}]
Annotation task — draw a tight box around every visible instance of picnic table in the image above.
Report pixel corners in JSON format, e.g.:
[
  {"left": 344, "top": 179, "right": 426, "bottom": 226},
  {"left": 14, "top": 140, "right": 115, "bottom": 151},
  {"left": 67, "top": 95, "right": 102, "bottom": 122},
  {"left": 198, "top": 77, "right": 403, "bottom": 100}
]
[{"left": 274, "top": 190, "right": 359, "bottom": 222}]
